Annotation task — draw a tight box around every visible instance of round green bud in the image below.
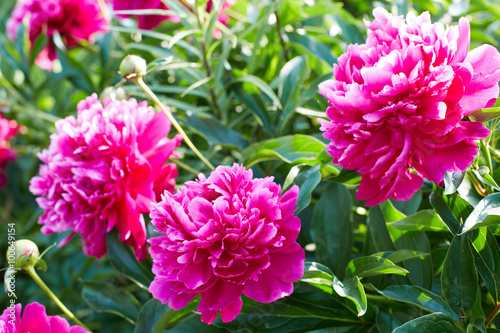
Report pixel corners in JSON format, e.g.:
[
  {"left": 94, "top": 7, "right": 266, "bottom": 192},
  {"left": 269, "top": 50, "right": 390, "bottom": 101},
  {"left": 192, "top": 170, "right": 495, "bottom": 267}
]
[
  {"left": 7, "top": 239, "right": 40, "bottom": 270},
  {"left": 119, "top": 55, "right": 147, "bottom": 80}
]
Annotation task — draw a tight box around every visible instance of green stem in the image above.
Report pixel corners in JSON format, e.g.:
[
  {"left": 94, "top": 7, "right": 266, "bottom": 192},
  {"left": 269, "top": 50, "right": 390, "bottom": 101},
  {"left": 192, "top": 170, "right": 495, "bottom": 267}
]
[
  {"left": 170, "top": 157, "right": 200, "bottom": 176},
  {"left": 485, "top": 303, "right": 500, "bottom": 326},
  {"left": 480, "top": 139, "right": 494, "bottom": 194},
  {"left": 366, "top": 294, "right": 393, "bottom": 304},
  {"left": 272, "top": 0, "right": 289, "bottom": 62},
  {"left": 490, "top": 146, "right": 500, "bottom": 162},
  {"left": 134, "top": 77, "right": 215, "bottom": 171},
  {"left": 193, "top": 0, "right": 223, "bottom": 120},
  {"left": 26, "top": 266, "right": 92, "bottom": 332}
]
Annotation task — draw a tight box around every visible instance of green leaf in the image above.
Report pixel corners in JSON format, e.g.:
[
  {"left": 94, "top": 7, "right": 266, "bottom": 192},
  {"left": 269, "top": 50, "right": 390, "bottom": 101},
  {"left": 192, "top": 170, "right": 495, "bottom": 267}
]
[
  {"left": 301, "top": 261, "right": 334, "bottom": 294},
  {"left": 105, "top": 231, "right": 152, "bottom": 289},
  {"left": 372, "top": 285, "right": 458, "bottom": 320},
  {"left": 392, "top": 313, "right": 464, "bottom": 332},
  {"left": 233, "top": 86, "right": 272, "bottom": 132},
  {"left": 372, "top": 250, "right": 429, "bottom": 264},
  {"left": 135, "top": 299, "right": 169, "bottom": 333},
  {"left": 241, "top": 135, "right": 326, "bottom": 167},
  {"left": 286, "top": 32, "right": 336, "bottom": 65},
  {"left": 180, "top": 114, "right": 248, "bottom": 150},
  {"left": 429, "top": 188, "right": 464, "bottom": 235},
  {"left": 442, "top": 234, "right": 479, "bottom": 317},
  {"left": 224, "top": 75, "right": 282, "bottom": 109},
  {"left": 311, "top": 183, "right": 353, "bottom": 279},
  {"left": 278, "top": 56, "right": 306, "bottom": 107},
  {"left": 285, "top": 164, "right": 322, "bottom": 215},
  {"left": 470, "top": 227, "right": 500, "bottom": 303},
  {"left": 345, "top": 256, "right": 408, "bottom": 279},
  {"left": 393, "top": 231, "right": 434, "bottom": 290},
  {"left": 444, "top": 171, "right": 468, "bottom": 195},
  {"left": 470, "top": 107, "right": 500, "bottom": 122},
  {"left": 155, "top": 298, "right": 199, "bottom": 332},
  {"left": 326, "top": 168, "right": 361, "bottom": 186},
  {"left": 366, "top": 205, "right": 397, "bottom": 253},
  {"left": 333, "top": 275, "right": 367, "bottom": 316},
  {"left": 462, "top": 193, "right": 500, "bottom": 233},
  {"left": 82, "top": 280, "right": 140, "bottom": 324},
  {"left": 387, "top": 210, "right": 448, "bottom": 232}
]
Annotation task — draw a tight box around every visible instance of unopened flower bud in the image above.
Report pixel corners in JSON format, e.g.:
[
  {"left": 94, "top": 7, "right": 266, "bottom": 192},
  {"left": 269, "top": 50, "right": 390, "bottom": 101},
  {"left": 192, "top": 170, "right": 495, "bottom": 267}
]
[
  {"left": 7, "top": 239, "right": 40, "bottom": 270},
  {"left": 119, "top": 55, "right": 147, "bottom": 80}
]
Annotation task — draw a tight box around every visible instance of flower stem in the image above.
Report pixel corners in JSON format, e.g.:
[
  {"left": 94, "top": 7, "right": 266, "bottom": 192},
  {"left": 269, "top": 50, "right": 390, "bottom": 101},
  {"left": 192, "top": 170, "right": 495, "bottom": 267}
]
[
  {"left": 480, "top": 139, "right": 494, "bottom": 194},
  {"left": 134, "top": 77, "right": 215, "bottom": 171},
  {"left": 194, "top": 0, "right": 223, "bottom": 120},
  {"left": 272, "top": 0, "right": 289, "bottom": 62},
  {"left": 26, "top": 266, "right": 92, "bottom": 332}
]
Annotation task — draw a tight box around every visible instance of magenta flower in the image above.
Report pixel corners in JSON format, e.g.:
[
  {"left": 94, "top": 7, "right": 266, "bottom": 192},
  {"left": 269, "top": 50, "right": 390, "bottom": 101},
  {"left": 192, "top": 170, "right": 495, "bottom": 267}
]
[
  {"left": 149, "top": 164, "right": 305, "bottom": 324},
  {"left": 112, "top": 0, "right": 235, "bottom": 37},
  {"left": 0, "top": 114, "right": 19, "bottom": 189},
  {"left": 0, "top": 302, "right": 88, "bottom": 332},
  {"left": 6, "top": 0, "right": 109, "bottom": 71},
  {"left": 30, "top": 94, "right": 182, "bottom": 260},
  {"left": 319, "top": 8, "right": 499, "bottom": 206}
]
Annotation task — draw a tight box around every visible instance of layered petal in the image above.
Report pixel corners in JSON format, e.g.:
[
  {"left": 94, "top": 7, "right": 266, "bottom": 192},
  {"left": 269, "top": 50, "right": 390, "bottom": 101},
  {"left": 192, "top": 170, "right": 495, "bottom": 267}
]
[
  {"left": 319, "top": 9, "right": 497, "bottom": 206},
  {"left": 148, "top": 164, "right": 304, "bottom": 324}
]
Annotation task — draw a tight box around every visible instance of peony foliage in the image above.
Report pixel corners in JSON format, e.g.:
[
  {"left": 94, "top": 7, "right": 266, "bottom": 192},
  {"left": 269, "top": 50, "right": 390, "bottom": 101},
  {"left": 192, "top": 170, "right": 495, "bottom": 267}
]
[{"left": 1, "top": 0, "right": 500, "bottom": 332}]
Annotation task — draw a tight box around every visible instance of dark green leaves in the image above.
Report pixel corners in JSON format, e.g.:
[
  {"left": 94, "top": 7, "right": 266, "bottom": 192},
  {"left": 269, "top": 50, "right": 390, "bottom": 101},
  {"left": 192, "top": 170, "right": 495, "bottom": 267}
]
[
  {"left": 392, "top": 313, "right": 464, "bottom": 333},
  {"left": 105, "top": 232, "right": 152, "bottom": 289},
  {"left": 310, "top": 183, "right": 353, "bottom": 279},
  {"left": 373, "top": 285, "right": 458, "bottom": 320},
  {"left": 442, "top": 235, "right": 478, "bottom": 317}
]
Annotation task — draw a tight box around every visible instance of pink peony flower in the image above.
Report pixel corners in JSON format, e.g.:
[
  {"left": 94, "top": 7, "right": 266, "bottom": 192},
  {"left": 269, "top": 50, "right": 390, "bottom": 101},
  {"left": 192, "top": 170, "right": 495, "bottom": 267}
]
[
  {"left": 0, "top": 114, "right": 19, "bottom": 189},
  {"left": 29, "top": 94, "right": 182, "bottom": 260},
  {"left": 319, "top": 8, "right": 500, "bottom": 206},
  {"left": 0, "top": 302, "right": 88, "bottom": 332},
  {"left": 112, "top": 0, "right": 235, "bottom": 37},
  {"left": 148, "top": 164, "right": 305, "bottom": 324},
  {"left": 6, "top": 0, "right": 109, "bottom": 71}
]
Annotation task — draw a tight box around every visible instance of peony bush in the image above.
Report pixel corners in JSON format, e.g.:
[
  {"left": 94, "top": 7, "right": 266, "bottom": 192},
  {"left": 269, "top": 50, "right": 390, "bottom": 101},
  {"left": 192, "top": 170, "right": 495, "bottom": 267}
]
[{"left": 1, "top": 0, "right": 500, "bottom": 332}]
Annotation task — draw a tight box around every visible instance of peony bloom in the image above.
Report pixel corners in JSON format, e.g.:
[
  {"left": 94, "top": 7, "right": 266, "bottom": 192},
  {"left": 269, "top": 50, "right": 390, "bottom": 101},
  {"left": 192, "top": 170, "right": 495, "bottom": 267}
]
[
  {"left": 0, "top": 114, "right": 19, "bottom": 189},
  {"left": 30, "top": 94, "right": 182, "bottom": 260},
  {"left": 149, "top": 164, "right": 305, "bottom": 324},
  {"left": 6, "top": 0, "right": 109, "bottom": 71},
  {"left": 0, "top": 302, "right": 88, "bottom": 332},
  {"left": 319, "top": 8, "right": 500, "bottom": 206},
  {"left": 112, "top": 0, "right": 235, "bottom": 37}
]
